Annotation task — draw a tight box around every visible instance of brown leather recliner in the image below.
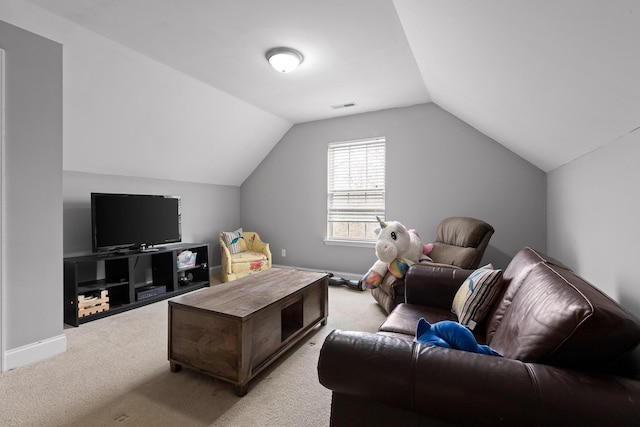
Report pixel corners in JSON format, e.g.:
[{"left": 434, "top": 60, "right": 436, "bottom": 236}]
[{"left": 371, "top": 217, "right": 494, "bottom": 313}]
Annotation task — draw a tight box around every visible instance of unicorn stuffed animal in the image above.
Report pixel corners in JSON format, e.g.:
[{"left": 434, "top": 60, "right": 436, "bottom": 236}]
[{"left": 362, "top": 217, "right": 433, "bottom": 289}]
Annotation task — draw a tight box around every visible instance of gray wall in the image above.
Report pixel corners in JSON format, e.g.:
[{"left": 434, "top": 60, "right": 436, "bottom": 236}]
[
  {"left": 548, "top": 130, "right": 640, "bottom": 318},
  {"left": 63, "top": 171, "right": 241, "bottom": 268},
  {"left": 0, "top": 20, "right": 63, "bottom": 350},
  {"left": 241, "top": 103, "right": 546, "bottom": 276}
]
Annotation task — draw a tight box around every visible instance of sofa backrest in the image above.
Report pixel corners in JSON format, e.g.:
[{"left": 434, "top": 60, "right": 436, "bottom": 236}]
[
  {"left": 485, "top": 247, "right": 569, "bottom": 342},
  {"left": 487, "top": 248, "right": 640, "bottom": 370}
]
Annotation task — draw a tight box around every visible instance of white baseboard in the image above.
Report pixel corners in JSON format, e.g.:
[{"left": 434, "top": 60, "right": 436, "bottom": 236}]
[{"left": 3, "top": 333, "right": 67, "bottom": 371}]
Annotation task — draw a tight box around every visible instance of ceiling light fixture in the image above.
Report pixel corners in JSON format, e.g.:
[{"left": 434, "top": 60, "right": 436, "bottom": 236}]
[{"left": 266, "top": 47, "right": 304, "bottom": 73}]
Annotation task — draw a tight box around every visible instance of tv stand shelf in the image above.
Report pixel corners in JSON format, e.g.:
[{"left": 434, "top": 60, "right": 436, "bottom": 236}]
[
  {"left": 64, "top": 243, "right": 209, "bottom": 326},
  {"left": 77, "top": 279, "right": 130, "bottom": 293}
]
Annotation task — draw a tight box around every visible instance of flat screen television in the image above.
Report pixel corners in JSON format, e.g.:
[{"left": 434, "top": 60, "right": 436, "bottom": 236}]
[{"left": 91, "top": 192, "right": 181, "bottom": 252}]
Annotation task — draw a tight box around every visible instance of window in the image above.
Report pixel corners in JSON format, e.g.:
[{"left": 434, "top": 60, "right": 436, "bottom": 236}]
[{"left": 327, "top": 137, "right": 386, "bottom": 243}]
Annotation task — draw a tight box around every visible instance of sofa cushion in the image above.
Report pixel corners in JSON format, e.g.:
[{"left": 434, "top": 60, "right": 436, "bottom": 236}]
[
  {"left": 379, "top": 303, "right": 487, "bottom": 344},
  {"left": 488, "top": 262, "right": 640, "bottom": 369},
  {"left": 230, "top": 250, "right": 267, "bottom": 263},
  {"left": 228, "top": 251, "right": 269, "bottom": 276},
  {"left": 451, "top": 265, "right": 503, "bottom": 330},
  {"left": 485, "top": 247, "right": 571, "bottom": 343},
  {"left": 380, "top": 304, "right": 457, "bottom": 336}
]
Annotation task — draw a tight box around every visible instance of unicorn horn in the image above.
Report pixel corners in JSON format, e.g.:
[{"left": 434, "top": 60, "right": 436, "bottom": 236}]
[{"left": 376, "top": 216, "right": 387, "bottom": 228}]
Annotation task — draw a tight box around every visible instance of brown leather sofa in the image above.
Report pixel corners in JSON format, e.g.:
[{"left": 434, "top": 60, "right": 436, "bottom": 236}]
[
  {"left": 318, "top": 247, "right": 640, "bottom": 426},
  {"left": 371, "top": 217, "right": 494, "bottom": 314}
]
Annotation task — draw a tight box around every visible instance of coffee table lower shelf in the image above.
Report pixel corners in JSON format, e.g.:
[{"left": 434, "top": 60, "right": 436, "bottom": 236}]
[{"left": 167, "top": 268, "right": 328, "bottom": 396}]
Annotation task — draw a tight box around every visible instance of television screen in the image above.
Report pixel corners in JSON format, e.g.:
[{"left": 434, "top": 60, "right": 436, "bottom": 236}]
[{"left": 91, "top": 193, "right": 181, "bottom": 252}]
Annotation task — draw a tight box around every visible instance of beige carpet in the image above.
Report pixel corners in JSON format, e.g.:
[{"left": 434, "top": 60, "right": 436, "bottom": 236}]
[{"left": 0, "top": 279, "right": 387, "bottom": 427}]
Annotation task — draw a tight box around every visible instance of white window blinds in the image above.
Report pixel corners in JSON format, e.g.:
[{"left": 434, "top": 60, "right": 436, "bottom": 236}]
[{"left": 327, "top": 137, "right": 386, "bottom": 239}]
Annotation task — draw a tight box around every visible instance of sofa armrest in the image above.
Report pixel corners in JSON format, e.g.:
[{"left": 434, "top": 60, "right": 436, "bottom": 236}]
[
  {"left": 404, "top": 264, "right": 474, "bottom": 308},
  {"left": 318, "top": 330, "right": 640, "bottom": 426},
  {"left": 219, "top": 237, "right": 232, "bottom": 274},
  {"left": 318, "top": 330, "right": 417, "bottom": 412},
  {"left": 251, "top": 239, "right": 271, "bottom": 258},
  {"left": 262, "top": 242, "right": 272, "bottom": 268},
  {"left": 526, "top": 363, "right": 640, "bottom": 425},
  {"left": 243, "top": 232, "right": 272, "bottom": 268}
]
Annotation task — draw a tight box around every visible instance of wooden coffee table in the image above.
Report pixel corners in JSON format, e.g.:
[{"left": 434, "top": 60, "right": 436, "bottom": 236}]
[{"left": 167, "top": 268, "right": 328, "bottom": 396}]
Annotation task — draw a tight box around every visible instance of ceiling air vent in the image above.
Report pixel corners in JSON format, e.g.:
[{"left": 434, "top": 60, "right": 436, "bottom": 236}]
[{"left": 330, "top": 102, "right": 357, "bottom": 109}]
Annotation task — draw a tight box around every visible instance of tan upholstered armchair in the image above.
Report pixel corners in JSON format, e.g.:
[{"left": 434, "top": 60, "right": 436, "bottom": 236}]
[
  {"left": 219, "top": 230, "right": 271, "bottom": 282},
  {"left": 371, "top": 217, "right": 494, "bottom": 313}
]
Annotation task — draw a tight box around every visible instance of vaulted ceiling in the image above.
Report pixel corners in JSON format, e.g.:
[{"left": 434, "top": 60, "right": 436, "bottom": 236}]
[{"left": 24, "top": 0, "right": 640, "bottom": 176}]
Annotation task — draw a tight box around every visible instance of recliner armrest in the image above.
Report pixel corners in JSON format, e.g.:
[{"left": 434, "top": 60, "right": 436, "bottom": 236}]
[{"left": 404, "top": 264, "right": 473, "bottom": 308}]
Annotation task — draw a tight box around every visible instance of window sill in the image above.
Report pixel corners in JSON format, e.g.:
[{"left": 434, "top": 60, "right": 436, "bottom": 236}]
[{"left": 324, "top": 239, "right": 375, "bottom": 248}]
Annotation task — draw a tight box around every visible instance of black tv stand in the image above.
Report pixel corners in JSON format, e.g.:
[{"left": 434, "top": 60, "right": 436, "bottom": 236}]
[{"left": 64, "top": 243, "right": 209, "bottom": 326}]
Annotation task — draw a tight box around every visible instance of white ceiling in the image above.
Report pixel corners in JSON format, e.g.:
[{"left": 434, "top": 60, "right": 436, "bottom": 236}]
[{"left": 23, "top": 0, "right": 640, "bottom": 173}]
